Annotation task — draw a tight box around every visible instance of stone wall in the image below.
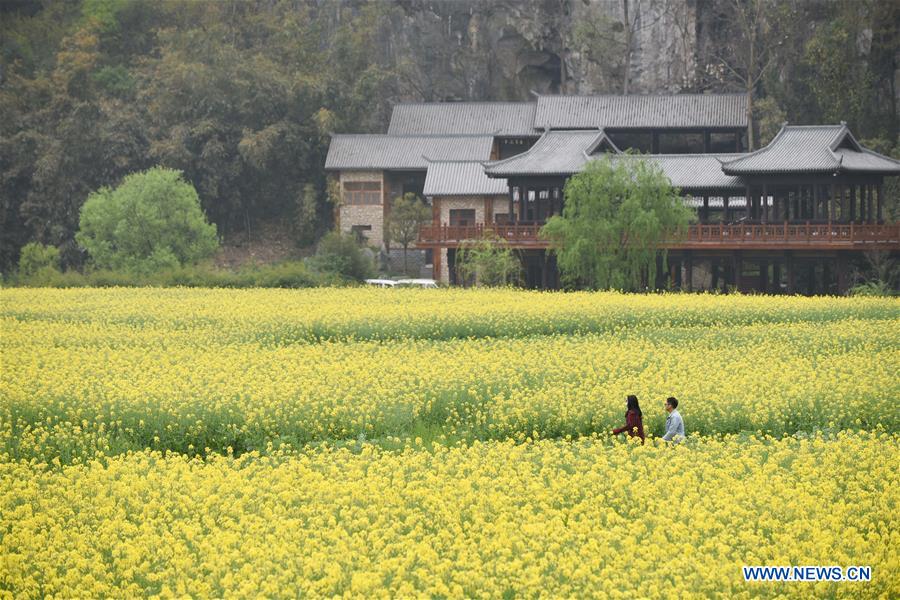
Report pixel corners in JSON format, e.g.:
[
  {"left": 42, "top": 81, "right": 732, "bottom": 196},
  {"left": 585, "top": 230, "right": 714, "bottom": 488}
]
[
  {"left": 338, "top": 170, "right": 385, "bottom": 247},
  {"left": 436, "top": 196, "right": 486, "bottom": 225}
]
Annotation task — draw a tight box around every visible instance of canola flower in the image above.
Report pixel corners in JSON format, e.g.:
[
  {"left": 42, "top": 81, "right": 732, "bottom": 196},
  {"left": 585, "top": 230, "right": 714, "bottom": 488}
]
[
  {"left": 2, "top": 288, "right": 899, "bottom": 598},
  {"left": 1, "top": 288, "right": 899, "bottom": 461},
  {"left": 1, "top": 432, "right": 898, "bottom": 599}
]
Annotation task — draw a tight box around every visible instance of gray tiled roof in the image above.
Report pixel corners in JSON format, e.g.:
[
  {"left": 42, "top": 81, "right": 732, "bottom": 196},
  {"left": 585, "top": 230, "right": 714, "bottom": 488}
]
[
  {"left": 325, "top": 134, "right": 494, "bottom": 170},
  {"left": 535, "top": 94, "right": 748, "bottom": 129},
  {"left": 423, "top": 161, "right": 508, "bottom": 196},
  {"left": 388, "top": 102, "right": 538, "bottom": 136},
  {"left": 721, "top": 124, "right": 900, "bottom": 174},
  {"left": 484, "top": 130, "right": 617, "bottom": 176},
  {"left": 611, "top": 154, "right": 746, "bottom": 190}
]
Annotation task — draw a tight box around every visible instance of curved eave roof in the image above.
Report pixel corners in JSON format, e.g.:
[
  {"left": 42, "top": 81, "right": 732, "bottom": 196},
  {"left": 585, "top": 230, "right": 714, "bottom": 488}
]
[
  {"left": 484, "top": 130, "right": 618, "bottom": 177},
  {"left": 721, "top": 124, "right": 900, "bottom": 175}
]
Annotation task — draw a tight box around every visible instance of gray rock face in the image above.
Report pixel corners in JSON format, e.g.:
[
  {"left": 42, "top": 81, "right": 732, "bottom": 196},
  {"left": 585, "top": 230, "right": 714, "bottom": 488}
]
[{"left": 371, "top": 0, "right": 705, "bottom": 101}]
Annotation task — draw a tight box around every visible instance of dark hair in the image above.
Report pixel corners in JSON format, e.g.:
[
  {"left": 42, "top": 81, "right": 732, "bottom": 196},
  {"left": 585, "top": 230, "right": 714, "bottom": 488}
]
[
  {"left": 666, "top": 396, "right": 678, "bottom": 409},
  {"left": 626, "top": 395, "right": 642, "bottom": 417}
]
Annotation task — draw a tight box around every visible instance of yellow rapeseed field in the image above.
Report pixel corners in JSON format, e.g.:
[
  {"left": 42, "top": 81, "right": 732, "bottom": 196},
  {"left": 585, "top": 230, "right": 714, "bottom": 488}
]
[
  {"left": 2, "top": 434, "right": 898, "bottom": 598},
  {"left": 1, "top": 287, "right": 898, "bottom": 598},
  {"left": 2, "top": 288, "right": 898, "bottom": 459}
]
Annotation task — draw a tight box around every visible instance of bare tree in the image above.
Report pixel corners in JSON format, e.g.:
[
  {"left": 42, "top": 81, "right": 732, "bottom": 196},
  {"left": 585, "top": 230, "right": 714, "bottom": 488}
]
[{"left": 712, "top": 0, "right": 785, "bottom": 149}]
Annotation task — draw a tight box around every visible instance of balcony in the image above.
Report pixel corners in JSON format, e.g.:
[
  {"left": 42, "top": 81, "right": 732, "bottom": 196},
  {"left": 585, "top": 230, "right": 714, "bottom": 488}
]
[{"left": 417, "top": 222, "right": 900, "bottom": 251}]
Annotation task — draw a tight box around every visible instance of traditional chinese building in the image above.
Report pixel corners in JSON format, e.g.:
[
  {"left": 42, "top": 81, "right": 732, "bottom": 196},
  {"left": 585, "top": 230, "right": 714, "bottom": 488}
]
[{"left": 325, "top": 95, "right": 900, "bottom": 293}]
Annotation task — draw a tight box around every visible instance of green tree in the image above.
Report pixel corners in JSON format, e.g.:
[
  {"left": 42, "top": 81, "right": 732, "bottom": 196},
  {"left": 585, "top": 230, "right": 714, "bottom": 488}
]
[
  {"left": 294, "top": 183, "right": 319, "bottom": 248},
  {"left": 541, "top": 157, "right": 694, "bottom": 291},
  {"left": 386, "top": 193, "right": 430, "bottom": 275},
  {"left": 76, "top": 167, "right": 218, "bottom": 272},
  {"left": 455, "top": 234, "right": 521, "bottom": 287}
]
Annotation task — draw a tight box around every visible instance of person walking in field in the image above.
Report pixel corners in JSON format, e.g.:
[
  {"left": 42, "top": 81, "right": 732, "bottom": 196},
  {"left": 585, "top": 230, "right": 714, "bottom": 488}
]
[
  {"left": 611, "top": 395, "right": 645, "bottom": 443},
  {"left": 662, "top": 396, "right": 685, "bottom": 443}
]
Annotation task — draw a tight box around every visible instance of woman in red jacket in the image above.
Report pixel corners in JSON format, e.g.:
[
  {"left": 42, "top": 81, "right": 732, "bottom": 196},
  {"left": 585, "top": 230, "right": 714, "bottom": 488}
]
[{"left": 612, "top": 395, "right": 645, "bottom": 443}]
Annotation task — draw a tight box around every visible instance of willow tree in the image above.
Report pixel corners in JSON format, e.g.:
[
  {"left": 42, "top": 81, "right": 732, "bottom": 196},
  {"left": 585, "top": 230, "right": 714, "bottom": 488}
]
[{"left": 540, "top": 157, "right": 693, "bottom": 291}]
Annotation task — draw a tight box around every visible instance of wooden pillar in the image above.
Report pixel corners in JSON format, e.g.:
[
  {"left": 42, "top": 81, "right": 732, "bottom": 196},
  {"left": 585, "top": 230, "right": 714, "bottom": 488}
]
[
  {"left": 711, "top": 259, "right": 720, "bottom": 292},
  {"left": 828, "top": 182, "right": 835, "bottom": 227},
  {"left": 508, "top": 186, "right": 515, "bottom": 223},
  {"left": 786, "top": 251, "right": 796, "bottom": 295},
  {"left": 877, "top": 183, "right": 884, "bottom": 223},
  {"left": 761, "top": 184, "right": 768, "bottom": 223},
  {"left": 541, "top": 250, "right": 549, "bottom": 289},
  {"left": 484, "top": 197, "right": 493, "bottom": 225},
  {"left": 773, "top": 262, "right": 782, "bottom": 294},
  {"left": 865, "top": 184, "right": 873, "bottom": 223},
  {"left": 811, "top": 184, "right": 817, "bottom": 220},
  {"left": 745, "top": 187, "right": 752, "bottom": 221},
  {"left": 849, "top": 185, "right": 856, "bottom": 222},
  {"left": 724, "top": 195, "right": 730, "bottom": 222},
  {"left": 520, "top": 187, "right": 528, "bottom": 223},
  {"left": 703, "top": 130, "right": 711, "bottom": 153},
  {"left": 702, "top": 195, "right": 709, "bottom": 222},
  {"left": 433, "top": 246, "right": 442, "bottom": 281},
  {"left": 685, "top": 251, "right": 693, "bottom": 292},
  {"left": 655, "top": 253, "right": 665, "bottom": 290},
  {"left": 836, "top": 255, "right": 848, "bottom": 296}
]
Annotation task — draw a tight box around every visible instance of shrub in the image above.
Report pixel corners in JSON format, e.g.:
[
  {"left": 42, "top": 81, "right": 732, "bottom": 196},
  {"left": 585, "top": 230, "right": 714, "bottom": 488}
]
[
  {"left": 17, "top": 242, "right": 61, "bottom": 278},
  {"left": 306, "top": 231, "right": 374, "bottom": 282},
  {"left": 455, "top": 235, "right": 521, "bottom": 287},
  {"left": 76, "top": 167, "right": 218, "bottom": 274}
]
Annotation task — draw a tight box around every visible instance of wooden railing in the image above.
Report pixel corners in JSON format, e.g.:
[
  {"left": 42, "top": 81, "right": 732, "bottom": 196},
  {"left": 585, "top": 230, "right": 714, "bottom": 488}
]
[
  {"left": 416, "top": 222, "right": 900, "bottom": 250},
  {"left": 669, "top": 222, "right": 900, "bottom": 249},
  {"left": 417, "top": 223, "right": 547, "bottom": 245}
]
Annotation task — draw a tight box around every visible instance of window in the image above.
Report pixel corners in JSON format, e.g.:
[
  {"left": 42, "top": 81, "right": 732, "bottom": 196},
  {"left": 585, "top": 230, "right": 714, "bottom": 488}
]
[
  {"left": 350, "top": 224, "right": 371, "bottom": 243},
  {"left": 343, "top": 181, "right": 381, "bottom": 205},
  {"left": 449, "top": 209, "right": 476, "bottom": 226}
]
